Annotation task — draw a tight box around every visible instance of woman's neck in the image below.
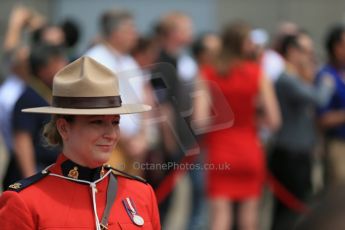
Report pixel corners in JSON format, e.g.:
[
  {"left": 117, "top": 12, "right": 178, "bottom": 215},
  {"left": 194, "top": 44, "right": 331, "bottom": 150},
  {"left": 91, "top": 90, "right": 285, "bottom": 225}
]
[{"left": 62, "top": 151, "right": 100, "bottom": 169}]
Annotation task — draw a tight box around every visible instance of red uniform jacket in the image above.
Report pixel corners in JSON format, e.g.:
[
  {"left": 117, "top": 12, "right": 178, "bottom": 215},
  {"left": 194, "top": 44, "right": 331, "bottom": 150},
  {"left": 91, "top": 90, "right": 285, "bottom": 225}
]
[{"left": 0, "top": 154, "right": 160, "bottom": 229}]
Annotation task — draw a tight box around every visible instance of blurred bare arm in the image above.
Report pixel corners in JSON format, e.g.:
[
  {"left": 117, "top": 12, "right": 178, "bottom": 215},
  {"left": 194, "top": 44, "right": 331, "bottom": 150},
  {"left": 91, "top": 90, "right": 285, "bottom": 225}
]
[
  {"left": 191, "top": 75, "right": 212, "bottom": 130},
  {"left": 319, "top": 111, "right": 345, "bottom": 129},
  {"left": 13, "top": 131, "right": 36, "bottom": 178},
  {"left": 259, "top": 75, "right": 281, "bottom": 132},
  {"left": 3, "top": 6, "right": 31, "bottom": 52},
  {"left": 3, "top": 6, "right": 46, "bottom": 52},
  {"left": 119, "top": 83, "right": 155, "bottom": 158}
]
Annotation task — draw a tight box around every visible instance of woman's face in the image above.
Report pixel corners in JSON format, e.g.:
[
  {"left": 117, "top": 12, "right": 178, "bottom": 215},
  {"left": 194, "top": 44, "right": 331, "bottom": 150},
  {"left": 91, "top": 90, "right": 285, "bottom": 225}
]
[{"left": 59, "top": 115, "right": 120, "bottom": 168}]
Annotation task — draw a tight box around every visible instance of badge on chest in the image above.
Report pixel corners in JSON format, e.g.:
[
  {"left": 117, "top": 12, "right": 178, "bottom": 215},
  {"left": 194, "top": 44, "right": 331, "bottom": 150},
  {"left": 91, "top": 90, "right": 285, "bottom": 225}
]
[{"left": 122, "top": 197, "right": 145, "bottom": 226}]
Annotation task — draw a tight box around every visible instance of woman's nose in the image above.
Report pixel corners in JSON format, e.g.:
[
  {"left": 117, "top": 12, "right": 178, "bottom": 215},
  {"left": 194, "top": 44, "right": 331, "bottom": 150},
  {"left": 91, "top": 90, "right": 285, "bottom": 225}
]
[{"left": 103, "top": 124, "right": 119, "bottom": 140}]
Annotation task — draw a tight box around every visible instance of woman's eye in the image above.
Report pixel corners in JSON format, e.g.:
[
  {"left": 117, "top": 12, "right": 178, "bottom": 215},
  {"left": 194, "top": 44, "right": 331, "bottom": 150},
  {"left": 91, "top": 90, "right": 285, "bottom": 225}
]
[
  {"left": 112, "top": 120, "right": 120, "bottom": 126},
  {"left": 90, "top": 120, "right": 103, "bottom": 125}
]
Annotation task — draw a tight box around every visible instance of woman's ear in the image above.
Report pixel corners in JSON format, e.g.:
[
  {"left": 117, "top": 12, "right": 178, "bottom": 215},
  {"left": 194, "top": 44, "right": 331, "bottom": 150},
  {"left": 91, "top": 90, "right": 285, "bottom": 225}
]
[{"left": 56, "top": 118, "right": 69, "bottom": 141}]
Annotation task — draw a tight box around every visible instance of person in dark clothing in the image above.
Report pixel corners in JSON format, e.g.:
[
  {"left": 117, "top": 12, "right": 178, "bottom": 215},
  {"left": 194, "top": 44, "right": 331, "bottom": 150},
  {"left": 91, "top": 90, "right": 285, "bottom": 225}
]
[
  {"left": 149, "top": 11, "right": 198, "bottom": 226},
  {"left": 270, "top": 32, "right": 333, "bottom": 230},
  {"left": 315, "top": 24, "right": 345, "bottom": 187},
  {"left": 3, "top": 44, "right": 67, "bottom": 190}
]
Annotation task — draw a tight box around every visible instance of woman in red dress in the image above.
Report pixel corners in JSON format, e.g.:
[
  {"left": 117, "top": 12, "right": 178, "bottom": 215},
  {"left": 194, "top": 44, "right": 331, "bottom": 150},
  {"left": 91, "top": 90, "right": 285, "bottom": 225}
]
[{"left": 199, "top": 22, "right": 281, "bottom": 230}]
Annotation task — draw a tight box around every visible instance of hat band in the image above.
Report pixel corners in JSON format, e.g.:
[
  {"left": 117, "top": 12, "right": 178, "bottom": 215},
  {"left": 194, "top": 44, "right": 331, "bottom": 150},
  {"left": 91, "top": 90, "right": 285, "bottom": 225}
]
[{"left": 52, "top": 96, "right": 122, "bottom": 109}]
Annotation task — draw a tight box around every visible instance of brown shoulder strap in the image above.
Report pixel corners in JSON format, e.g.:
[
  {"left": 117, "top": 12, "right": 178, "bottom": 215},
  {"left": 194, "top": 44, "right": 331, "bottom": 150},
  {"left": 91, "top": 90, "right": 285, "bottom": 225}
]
[
  {"left": 105, "top": 165, "right": 147, "bottom": 184},
  {"left": 100, "top": 173, "right": 117, "bottom": 229}
]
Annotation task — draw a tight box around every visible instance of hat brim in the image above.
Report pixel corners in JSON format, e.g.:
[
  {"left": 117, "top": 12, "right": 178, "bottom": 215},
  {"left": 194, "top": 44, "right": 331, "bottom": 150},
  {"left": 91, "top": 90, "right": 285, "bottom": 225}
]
[{"left": 22, "top": 104, "right": 151, "bottom": 115}]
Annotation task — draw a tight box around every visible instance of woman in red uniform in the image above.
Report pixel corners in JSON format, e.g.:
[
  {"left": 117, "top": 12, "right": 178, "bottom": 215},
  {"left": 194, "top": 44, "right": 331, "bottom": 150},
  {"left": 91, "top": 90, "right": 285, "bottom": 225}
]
[
  {"left": 0, "top": 57, "right": 160, "bottom": 229},
  {"left": 200, "top": 22, "right": 281, "bottom": 230}
]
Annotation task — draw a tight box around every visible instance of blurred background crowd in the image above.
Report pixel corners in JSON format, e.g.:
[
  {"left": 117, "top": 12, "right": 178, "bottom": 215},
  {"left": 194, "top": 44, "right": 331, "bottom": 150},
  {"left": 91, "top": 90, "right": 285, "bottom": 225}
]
[{"left": 2, "top": 1, "right": 345, "bottom": 230}]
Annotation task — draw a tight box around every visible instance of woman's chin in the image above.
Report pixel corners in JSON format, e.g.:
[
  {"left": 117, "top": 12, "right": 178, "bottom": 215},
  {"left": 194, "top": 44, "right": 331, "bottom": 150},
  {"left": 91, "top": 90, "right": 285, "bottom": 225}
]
[{"left": 90, "top": 152, "right": 112, "bottom": 166}]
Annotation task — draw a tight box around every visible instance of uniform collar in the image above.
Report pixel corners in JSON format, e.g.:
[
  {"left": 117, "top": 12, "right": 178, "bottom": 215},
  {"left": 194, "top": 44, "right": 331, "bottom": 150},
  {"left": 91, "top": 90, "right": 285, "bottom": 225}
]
[{"left": 56, "top": 154, "right": 105, "bottom": 182}]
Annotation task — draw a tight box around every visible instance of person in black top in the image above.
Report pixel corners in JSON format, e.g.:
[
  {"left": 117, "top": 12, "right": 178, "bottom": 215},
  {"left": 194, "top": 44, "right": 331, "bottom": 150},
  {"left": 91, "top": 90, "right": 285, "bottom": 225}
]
[{"left": 3, "top": 44, "right": 67, "bottom": 189}]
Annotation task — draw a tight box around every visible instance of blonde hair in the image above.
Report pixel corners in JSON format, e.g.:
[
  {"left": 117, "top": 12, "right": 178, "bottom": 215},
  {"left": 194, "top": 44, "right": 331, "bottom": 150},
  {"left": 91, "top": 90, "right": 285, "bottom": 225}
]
[{"left": 43, "top": 115, "right": 74, "bottom": 147}]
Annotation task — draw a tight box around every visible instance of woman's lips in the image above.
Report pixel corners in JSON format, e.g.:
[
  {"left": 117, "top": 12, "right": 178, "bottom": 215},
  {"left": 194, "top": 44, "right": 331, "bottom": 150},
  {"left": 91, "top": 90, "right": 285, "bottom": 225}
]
[{"left": 96, "top": 144, "right": 114, "bottom": 152}]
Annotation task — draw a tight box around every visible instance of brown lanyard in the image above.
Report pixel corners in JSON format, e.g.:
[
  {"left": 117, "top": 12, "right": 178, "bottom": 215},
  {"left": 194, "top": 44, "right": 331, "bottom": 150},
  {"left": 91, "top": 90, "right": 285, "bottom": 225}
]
[{"left": 100, "top": 173, "right": 117, "bottom": 230}]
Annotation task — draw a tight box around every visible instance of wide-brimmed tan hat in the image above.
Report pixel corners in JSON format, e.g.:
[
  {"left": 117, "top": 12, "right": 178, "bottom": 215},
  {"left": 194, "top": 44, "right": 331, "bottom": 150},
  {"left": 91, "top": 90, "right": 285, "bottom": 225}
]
[{"left": 22, "top": 56, "right": 151, "bottom": 115}]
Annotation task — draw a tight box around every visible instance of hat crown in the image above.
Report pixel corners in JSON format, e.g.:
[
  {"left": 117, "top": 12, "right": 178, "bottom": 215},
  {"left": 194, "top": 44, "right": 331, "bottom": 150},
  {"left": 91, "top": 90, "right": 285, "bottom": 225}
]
[{"left": 53, "top": 57, "right": 119, "bottom": 97}]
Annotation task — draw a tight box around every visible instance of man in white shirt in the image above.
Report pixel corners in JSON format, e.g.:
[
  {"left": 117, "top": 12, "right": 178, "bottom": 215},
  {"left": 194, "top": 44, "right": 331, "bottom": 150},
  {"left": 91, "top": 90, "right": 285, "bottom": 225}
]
[{"left": 85, "top": 9, "right": 147, "bottom": 163}]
